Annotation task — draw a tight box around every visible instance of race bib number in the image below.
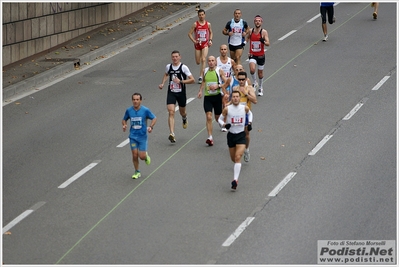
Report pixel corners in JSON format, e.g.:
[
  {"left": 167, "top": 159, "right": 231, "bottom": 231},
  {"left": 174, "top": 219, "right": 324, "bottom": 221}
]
[
  {"left": 232, "top": 26, "right": 242, "bottom": 35},
  {"left": 251, "top": 41, "right": 261, "bottom": 52},
  {"left": 207, "top": 82, "right": 218, "bottom": 94},
  {"left": 170, "top": 81, "right": 182, "bottom": 93},
  {"left": 221, "top": 66, "right": 231, "bottom": 77},
  {"left": 230, "top": 116, "right": 244, "bottom": 125},
  {"left": 131, "top": 117, "right": 143, "bottom": 129},
  {"left": 197, "top": 29, "right": 207, "bottom": 42}
]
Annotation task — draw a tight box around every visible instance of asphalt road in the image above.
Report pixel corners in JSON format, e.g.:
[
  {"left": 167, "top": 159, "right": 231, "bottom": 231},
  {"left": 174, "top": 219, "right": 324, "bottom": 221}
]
[{"left": 2, "top": 3, "right": 396, "bottom": 265}]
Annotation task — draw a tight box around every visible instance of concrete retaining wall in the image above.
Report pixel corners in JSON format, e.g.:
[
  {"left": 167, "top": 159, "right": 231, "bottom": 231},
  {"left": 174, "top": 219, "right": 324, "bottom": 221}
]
[{"left": 2, "top": 2, "right": 152, "bottom": 67}]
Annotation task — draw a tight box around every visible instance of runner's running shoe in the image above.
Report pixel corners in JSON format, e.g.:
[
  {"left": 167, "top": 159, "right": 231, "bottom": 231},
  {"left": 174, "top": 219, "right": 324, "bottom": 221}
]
[
  {"left": 206, "top": 138, "right": 214, "bottom": 146},
  {"left": 169, "top": 133, "right": 176, "bottom": 143},
  {"left": 231, "top": 180, "right": 237, "bottom": 190},
  {"left": 258, "top": 88, "right": 264, "bottom": 96},
  {"left": 132, "top": 171, "right": 141, "bottom": 179},
  {"left": 253, "top": 81, "right": 258, "bottom": 89},
  {"left": 182, "top": 117, "right": 188, "bottom": 129},
  {"left": 244, "top": 151, "right": 250, "bottom": 162},
  {"left": 145, "top": 153, "right": 151, "bottom": 165}
]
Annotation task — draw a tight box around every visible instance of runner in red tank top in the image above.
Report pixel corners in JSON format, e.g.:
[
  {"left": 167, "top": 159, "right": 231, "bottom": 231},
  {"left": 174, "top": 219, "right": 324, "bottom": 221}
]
[
  {"left": 249, "top": 28, "right": 265, "bottom": 57},
  {"left": 246, "top": 15, "right": 269, "bottom": 96},
  {"left": 188, "top": 9, "right": 213, "bottom": 84}
]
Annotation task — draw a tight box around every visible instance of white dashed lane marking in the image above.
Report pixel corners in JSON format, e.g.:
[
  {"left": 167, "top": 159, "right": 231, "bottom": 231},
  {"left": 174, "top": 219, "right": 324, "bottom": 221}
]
[
  {"left": 222, "top": 217, "right": 255, "bottom": 247},
  {"left": 372, "top": 76, "right": 390, "bottom": 91},
  {"left": 58, "top": 160, "right": 101, "bottom": 189},
  {"left": 3, "top": 201, "right": 46, "bottom": 234}
]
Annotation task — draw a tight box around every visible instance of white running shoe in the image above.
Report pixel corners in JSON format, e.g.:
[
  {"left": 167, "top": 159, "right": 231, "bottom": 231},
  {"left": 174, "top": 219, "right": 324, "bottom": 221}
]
[
  {"left": 221, "top": 127, "right": 227, "bottom": 132},
  {"left": 258, "top": 88, "right": 264, "bottom": 96},
  {"left": 252, "top": 81, "right": 258, "bottom": 89},
  {"left": 323, "top": 34, "right": 328, "bottom": 42},
  {"left": 244, "top": 151, "right": 250, "bottom": 162}
]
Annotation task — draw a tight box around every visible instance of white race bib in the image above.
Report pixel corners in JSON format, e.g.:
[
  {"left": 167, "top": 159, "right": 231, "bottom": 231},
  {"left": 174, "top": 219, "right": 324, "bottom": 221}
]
[{"left": 131, "top": 117, "right": 143, "bottom": 129}]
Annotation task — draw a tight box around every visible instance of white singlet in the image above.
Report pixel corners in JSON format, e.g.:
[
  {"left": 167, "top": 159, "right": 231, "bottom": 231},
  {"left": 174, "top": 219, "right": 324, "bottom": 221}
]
[
  {"left": 216, "top": 57, "right": 233, "bottom": 78},
  {"left": 226, "top": 104, "right": 246, "bottom": 134}
]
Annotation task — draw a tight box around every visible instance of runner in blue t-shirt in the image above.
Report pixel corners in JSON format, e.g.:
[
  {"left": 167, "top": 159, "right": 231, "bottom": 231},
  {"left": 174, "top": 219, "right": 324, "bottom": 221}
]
[{"left": 122, "top": 93, "right": 157, "bottom": 179}]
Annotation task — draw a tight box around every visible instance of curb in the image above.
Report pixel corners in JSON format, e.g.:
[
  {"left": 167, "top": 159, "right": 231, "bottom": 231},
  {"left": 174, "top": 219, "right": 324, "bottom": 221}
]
[
  {"left": 79, "top": 5, "right": 199, "bottom": 65},
  {"left": 3, "top": 4, "right": 200, "bottom": 100}
]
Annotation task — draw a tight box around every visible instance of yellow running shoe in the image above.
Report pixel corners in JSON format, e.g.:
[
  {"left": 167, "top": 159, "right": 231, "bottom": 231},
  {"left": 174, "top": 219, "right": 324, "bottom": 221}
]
[
  {"left": 145, "top": 153, "right": 151, "bottom": 165},
  {"left": 168, "top": 133, "right": 176, "bottom": 143},
  {"left": 132, "top": 171, "right": 141, "bottom": 179},
  {"left": 182, "top": 117, "right": 188, "bottom": 129}
]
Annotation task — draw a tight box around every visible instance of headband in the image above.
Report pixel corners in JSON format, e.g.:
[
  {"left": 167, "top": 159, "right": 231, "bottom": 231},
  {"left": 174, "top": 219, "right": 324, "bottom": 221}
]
[{"left": 254, "top": 15, "right": 263, "bottom": 22}]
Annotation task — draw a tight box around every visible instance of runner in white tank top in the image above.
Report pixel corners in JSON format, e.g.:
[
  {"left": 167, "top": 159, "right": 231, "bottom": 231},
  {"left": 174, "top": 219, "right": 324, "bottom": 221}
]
[
  {"left": 218, "top": 90, "right": 253, "bottom": 190},
  {"left": 217, "top": 44, "right": 236, "bottom": 129}
]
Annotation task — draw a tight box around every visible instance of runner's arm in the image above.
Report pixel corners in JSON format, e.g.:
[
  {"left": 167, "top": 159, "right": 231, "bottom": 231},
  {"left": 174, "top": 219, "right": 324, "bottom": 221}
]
[
  {"left": 159, "top": 72, "right": 169, "bottom": 89},
  {"left": 218, "top": 107, "right": 228, "bottom": 127},
  {"left": 220, "top": 68, "right": 227, "bottom": 84},
  {"left": 246, "top": 107, "right": 253, "bottom": 123},
  {"left": 208, "top": 22, "right": 213, "bottom": 46},
  {"left": 197, "top": 78, "right": 205, "bottom": 98},
  {"left": 262, "top": 29, "right": 270, "bottom": 46},
  {"left": 247, "top": 86, "right": 257, "bottom": 104},
  {"left": 243, "top": 21, "right": 250, "bottom": 37},
  {"left": 187, "top": 22, "right": 197, "bottom": 44},
  {"left": 221, "top": 76, "right": 231, "bottom": 96},
  {"left": 245, "top": 27, "right": 252, "bottom": 43},
  {"left": 222, "top": 22, "right": 230, "bottom": 36},
  {"left": 184, "top": 74, "right": 195, "bottom": 85}
]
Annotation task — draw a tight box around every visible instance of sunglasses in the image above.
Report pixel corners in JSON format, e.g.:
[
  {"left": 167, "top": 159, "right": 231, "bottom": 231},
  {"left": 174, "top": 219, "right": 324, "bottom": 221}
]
[{"left": 238, "top": 78, "right": 246, "bottom": 81}]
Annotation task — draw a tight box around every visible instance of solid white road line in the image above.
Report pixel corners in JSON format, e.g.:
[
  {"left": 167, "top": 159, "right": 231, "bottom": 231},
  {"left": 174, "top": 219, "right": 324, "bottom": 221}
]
[
  {"left": 278, "top": 30, "right": 297, "bottom": 41},
  {"left": 268, "top": 172, "right": 297, "bottom": 197},
  {"left": 372, "top": 76, "right": 390, "bottom": 91},
  {"left": 58, "top": 160, "right": 101, "bottom": 188},
  {"left": 3, "top": 201, "right": 46, "bottom": 234},
  {"left": 222, "top": 217, "right": 255, "bottom": 247},
  {"left": 308, "top": 135, "right": 333, "bottom": 156}
]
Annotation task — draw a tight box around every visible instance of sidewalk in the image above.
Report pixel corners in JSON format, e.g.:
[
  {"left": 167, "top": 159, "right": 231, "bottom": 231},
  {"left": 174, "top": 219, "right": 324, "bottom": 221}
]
[{"left": 3, "top": 3, "right": 202, "bottom": 100}]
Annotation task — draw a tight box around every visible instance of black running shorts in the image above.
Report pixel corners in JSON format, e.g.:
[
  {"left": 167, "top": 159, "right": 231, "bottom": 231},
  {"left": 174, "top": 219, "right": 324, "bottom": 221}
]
[
  {"left": 227, "top": 131, "right": 246, "bottom": 148},
  {"left": 167, "top": 91, "right": 187, "bottom": 107},
  {"left": 203, "top": 94, "right": 223, "bottom": 115}
]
